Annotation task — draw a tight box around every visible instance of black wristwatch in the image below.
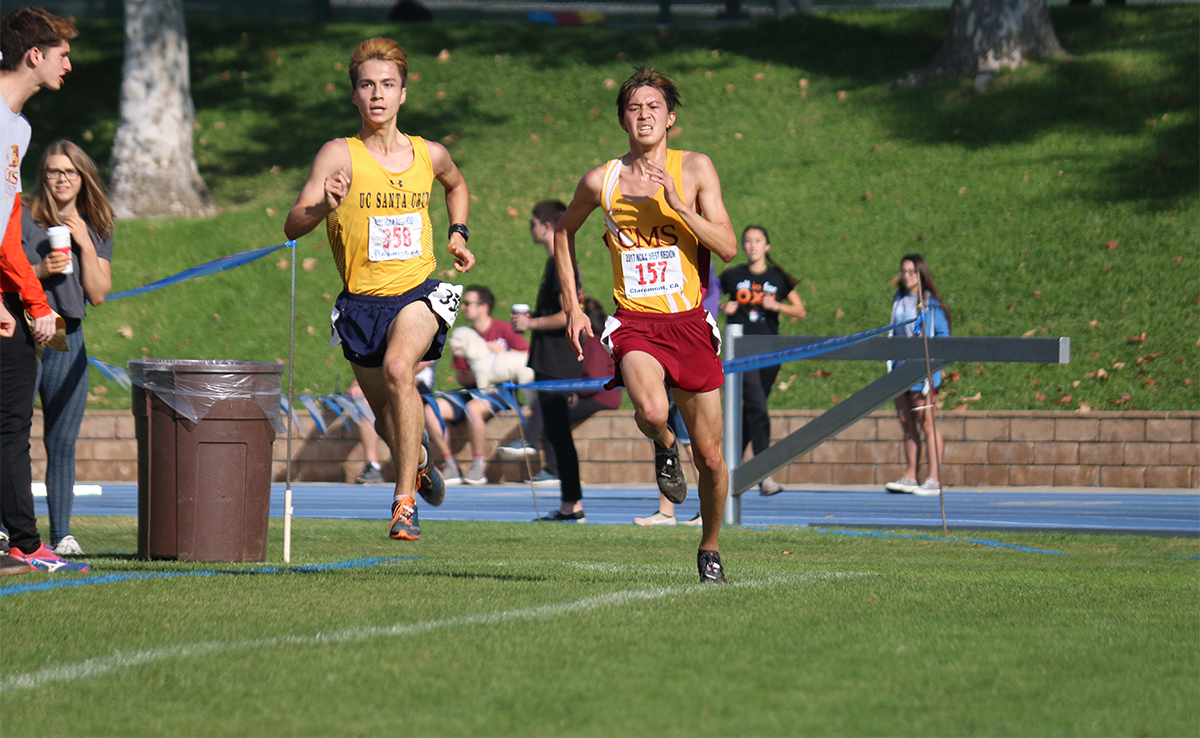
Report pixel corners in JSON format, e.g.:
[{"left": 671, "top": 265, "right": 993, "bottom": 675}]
[{"left": 448, "top": 223, "right": 470, "bottom": 242}]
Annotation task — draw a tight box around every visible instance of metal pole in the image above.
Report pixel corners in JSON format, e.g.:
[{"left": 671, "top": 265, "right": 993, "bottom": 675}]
[
  {"left": 284, "top": 241, "right": 296, "bottom": 563},
  {"left": 723, "top": 323, "right": 743, "bottom": 525}
]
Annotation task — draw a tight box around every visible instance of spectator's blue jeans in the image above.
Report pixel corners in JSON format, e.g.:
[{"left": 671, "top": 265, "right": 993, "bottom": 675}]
[{"left": 35, "top": 324, "right": 88, "bottom": 546}]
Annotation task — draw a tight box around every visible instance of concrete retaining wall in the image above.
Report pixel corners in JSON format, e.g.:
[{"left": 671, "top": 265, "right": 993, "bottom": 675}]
[{"left": 34, "top": 408, "right": 1199, "bottom": 489}]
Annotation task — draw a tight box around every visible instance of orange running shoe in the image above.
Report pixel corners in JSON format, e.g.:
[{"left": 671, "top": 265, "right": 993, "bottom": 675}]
[{"left": 389, "top": 495, "right": 421, "bottom": 540}]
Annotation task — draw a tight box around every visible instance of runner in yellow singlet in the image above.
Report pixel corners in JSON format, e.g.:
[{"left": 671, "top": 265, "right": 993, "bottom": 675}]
[
  {"left": 285, "top": 37, "right": 474, "bottom": 542},
  {"left": 554, "top": 67, "right": 738, "bottom": 583}
]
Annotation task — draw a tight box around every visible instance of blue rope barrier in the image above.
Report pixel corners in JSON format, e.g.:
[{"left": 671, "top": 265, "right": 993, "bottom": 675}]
[{"left": 106, "top": 242, "right": 292, "bottom": 301}]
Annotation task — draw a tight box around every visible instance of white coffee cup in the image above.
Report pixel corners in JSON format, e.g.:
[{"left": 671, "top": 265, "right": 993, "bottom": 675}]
[
  {"left": 511, "top": 303, "right": 530, "bottom": 316},
  {"left": 47, "top": 226, "right": 73, "bottom": 275}
]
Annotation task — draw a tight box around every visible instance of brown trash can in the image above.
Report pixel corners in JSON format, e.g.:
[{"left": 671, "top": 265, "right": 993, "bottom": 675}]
[{"left": 131, "top": 359, "right": 283, "bottom": 562}]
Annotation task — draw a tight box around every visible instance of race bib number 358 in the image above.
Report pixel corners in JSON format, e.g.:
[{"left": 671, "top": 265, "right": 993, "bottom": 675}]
[
  {"left": 621, "top": 247, "right": 684, "bottom": 299},
  {"left": 368, "top": 213, "right": 423, "bottom": 262}
]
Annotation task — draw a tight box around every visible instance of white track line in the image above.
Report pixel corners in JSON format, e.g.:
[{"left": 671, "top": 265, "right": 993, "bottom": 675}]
[{"left": 2, "top": 570, "right": 869, "bottom": 692}]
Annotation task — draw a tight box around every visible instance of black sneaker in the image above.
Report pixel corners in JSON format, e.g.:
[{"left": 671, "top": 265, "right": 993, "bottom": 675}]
[
  {"left": 536, "top": 510, "right": 587, "bottom": 523},
  {"left": 0, "top": 554, "right": 31, "bottom": 577},
  {"left": 655, "top": 441, "right": 687, "bottom": 504},
  {"left": 697, "top": 550, "right": 727, "bottom": 584}
]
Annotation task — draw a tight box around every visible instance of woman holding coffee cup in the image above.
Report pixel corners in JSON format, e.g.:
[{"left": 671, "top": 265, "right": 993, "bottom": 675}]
[{"left": 21, "top": 140, "right": 114, "bottom": 556}]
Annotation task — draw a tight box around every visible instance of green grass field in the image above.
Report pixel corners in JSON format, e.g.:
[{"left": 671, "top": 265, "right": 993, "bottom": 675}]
[
  {"left": 26, "top": 6, "right": 1196, "bottom": 413},
  {"left": 2, "top": 516, "right": 1196, "bottom": 736}
]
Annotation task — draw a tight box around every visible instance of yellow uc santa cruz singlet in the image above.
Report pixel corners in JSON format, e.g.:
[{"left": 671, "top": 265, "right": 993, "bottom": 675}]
[
  {"left": 601, "top": 150, "right": 705, "bottom": 314},
  {"left": 327, "top": 135, "right": 435, "bottom": 296}
]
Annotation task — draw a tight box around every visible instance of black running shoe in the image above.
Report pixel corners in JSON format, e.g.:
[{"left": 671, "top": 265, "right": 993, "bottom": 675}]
[
  {"left": 655, "top": 441, "right": 687, "bottom": 504},
  {"left": 697, "top": 550, "right": 728, "bottom": 584},
  {"left": 536, "top": 510, "right": 587, "bottom": 523}
]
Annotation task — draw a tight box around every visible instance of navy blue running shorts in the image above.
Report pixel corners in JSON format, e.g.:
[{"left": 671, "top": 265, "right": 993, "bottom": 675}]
[{"left": 331, "top": 280, "right": 462, "bottom": 368}]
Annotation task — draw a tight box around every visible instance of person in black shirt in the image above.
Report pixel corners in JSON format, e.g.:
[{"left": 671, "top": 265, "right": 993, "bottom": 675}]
[
  {"left": 510, "top": 200, "right": 588, "bottom": 521},
  {"left": 719, "top": 225, "right": 805, "bottom": 495}
]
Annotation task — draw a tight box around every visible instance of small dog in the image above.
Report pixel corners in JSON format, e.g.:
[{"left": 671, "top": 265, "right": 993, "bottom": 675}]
[{"left": 448, "top": 327, "right": 534, "bottom": 389}]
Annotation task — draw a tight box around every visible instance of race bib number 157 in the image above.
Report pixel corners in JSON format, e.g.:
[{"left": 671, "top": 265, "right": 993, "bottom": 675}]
[
  {"left": 368, "top": 213, "right": 423, "bottom": 262},
  {"left": 620, "top": 247, "right": 684, "bottom": 299}
]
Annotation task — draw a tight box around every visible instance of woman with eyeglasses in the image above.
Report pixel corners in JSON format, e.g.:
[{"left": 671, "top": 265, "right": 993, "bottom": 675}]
[
  {"left": 21, "top": 140, "right": 113, "bottom": 555},
  {"left": 885, "top": 254, "right": 950, "bottom": 496}
]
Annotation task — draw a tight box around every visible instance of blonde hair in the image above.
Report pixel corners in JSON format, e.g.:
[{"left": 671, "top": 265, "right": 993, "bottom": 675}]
[
  {"left": 28, "top": 140, "right": 114, "bottom": 241},
  {"left": 349, "top": 37, "right": 408, "bottom": 87}
]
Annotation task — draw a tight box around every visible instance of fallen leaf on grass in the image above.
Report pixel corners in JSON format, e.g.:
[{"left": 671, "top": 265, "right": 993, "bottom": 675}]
[
  {"left": 1088, "top": 352, "right": 1100, "bottom": 359},
  {"left": 1136, "top": 352, "right": 1164, "bottom": 365},
  {"left": 1109, "top": 392, "right": 1132, "bottom": 406},
  {"left": 1035, "top": 392, "right": 1047, "bottom": 401},
  {"left": 507, "top": 206, "right": 519, "bottom": 218},
  {"left": 275, "top": 258, "right": 289, "bottom": 270},
  {"left": 1105, "top": 240, "right": 1117, "bottom": 250},
  {"left": 1112, "top": 361, "right": 1125, "bottom": 370},
  {"left": 1054, "top": 394, "right": 1073, "bottom": 406},
  {"left": 1022, "top": 328, "right": 1039, "bottom": 338},
  {"left": 831, "top": 394, "right": 841, "bottom": 404},
  {"left": 810, "top": 369, "right": 831, "bottom": 378},
  {"left": 437, "top": 49, "right": 451, "bottom": 62},
  {"left": 306, "top": 325, "right": 316, "bottom": 335},
  {"left": 945, "top": 370, "right": 962, "bottom": 383},
  {"left": 1128, "top": 332, "right": 1146, "bottom": 344},
  {"left": 117, "top": 326, "right": 133, "bottom": 339},
  {"left": 1076, "top": 402, "right": 1092, "bottom": 413},
  {"left": 1145, "top": 377, "right": 1156, "bottom": 387},
  {"left": 961, "top": 392, "right": 982, "bottom": 402},
  {"left": 1176, "top": 356, "right": 1187, "bottom": 364},
  {"left": 834, "top": 308, "right": 845, "bottom": 319},
  {"left": 302, "top": 258, "right": 318, "bottom": 271},
  {"left": 950, "top": 404, "right": 968, "bottom": 413}
]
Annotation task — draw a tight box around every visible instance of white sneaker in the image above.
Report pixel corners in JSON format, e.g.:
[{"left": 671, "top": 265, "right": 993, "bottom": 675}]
[
  {"left": 885, "top": 477, "right": 920, "bottom": 494},
  {"left": 759, "top": 476, "right": 784, "bottom": 496},
  {"left": 0, "top": 530, "right": 9, "bottom": 554},
  {"left": 913, "top": 478, "right": 942, "bottom": 496},
  {"left": 54, "top": 535, "right": 83, "bottom": 556},
  {"left": 442, "top": 459, "right": 464, "bottom": 485},
  {"left": 633, "top": 511, "right": 676, "bottom": 526},
  {"left": 680, "top": 513, "right": 703, "bottom": 527},
  {"left": 463, "top": 459, "right": 487, "bottom": 485},
  {"left": 497, "top": 440, "right": 538, "bottom": 460}
]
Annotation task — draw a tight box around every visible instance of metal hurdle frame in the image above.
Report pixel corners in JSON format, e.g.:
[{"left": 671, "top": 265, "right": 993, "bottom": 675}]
[{"left": 721, "top": 325, "right": 1071, "bottom": 525}]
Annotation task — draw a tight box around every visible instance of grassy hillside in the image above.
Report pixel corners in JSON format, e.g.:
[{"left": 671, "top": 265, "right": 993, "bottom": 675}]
[{"left": 27, "top": 6, "right": 1197, "bottom": 411}]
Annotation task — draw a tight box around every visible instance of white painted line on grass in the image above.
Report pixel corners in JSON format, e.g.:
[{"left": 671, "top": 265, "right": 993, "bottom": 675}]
[{"left": 1, "top": 570, "right": 869, "bottom": 692}]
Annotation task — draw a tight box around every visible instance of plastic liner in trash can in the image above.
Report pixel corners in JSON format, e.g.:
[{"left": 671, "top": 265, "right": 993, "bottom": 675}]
[{"left": 130, "top": 359, "right": 283, "bottom": 562}]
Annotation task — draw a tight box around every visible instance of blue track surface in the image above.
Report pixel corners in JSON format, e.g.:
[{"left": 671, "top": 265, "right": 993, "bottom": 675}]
[{"left": 44, "top": 482, "right": 1199, "bottom": 537}]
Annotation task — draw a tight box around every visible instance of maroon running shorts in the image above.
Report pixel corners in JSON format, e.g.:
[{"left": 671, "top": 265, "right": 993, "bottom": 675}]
[{"left": 602, "top": 306, "right": 724, "bottom": 393}]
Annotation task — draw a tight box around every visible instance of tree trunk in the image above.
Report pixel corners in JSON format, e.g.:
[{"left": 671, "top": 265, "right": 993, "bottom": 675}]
[
  {"left": 927, "top": 0, "right": 1068, "bottom": 79},
  {"left": 109, "top": 0, "right": 214, "bottom": 219}
]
